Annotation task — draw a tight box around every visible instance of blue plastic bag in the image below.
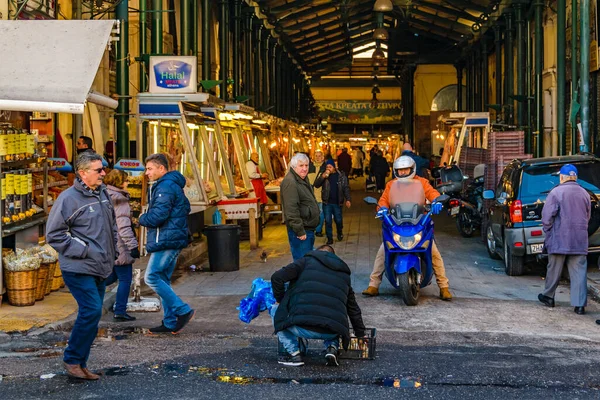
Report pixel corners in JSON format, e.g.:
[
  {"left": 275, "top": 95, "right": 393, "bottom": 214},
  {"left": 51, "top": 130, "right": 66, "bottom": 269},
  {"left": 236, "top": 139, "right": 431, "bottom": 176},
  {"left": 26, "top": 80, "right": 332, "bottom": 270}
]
[{"left": 237, "top": 278, "right": 276, "bottom": 324}]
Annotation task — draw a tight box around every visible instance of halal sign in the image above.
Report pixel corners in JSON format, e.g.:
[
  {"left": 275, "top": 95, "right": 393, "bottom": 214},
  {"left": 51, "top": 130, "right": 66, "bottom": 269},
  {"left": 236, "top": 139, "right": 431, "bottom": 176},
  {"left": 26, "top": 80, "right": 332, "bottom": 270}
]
[{"left": 149, "top": 56, "right": 197, "bottom": 94}]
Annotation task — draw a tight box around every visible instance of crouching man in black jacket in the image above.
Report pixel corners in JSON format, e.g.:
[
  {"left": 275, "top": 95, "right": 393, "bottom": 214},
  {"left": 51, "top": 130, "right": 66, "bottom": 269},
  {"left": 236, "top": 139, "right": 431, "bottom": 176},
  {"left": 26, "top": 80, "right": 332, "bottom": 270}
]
[{"left": 270, "top": 245, "right": 366, "bottom": 367}]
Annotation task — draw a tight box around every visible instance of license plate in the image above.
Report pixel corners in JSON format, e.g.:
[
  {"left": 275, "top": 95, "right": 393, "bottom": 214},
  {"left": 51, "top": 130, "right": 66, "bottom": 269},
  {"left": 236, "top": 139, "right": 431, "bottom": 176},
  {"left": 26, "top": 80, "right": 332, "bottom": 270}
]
[
  {"left": 450, "top": 206, "right": 460, "bottom": 216},
  {"left": 530, "top": 244, "right": 544, "bottom": 254}
]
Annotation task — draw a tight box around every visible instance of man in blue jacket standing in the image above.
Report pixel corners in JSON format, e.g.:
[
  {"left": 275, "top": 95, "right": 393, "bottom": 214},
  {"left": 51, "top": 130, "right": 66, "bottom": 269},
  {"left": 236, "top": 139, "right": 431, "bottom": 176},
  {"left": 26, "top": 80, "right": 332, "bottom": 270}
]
[
  {"left": 538, "top": 164, "right": 591, "bottom": 315},
  {"left": 140, "top": 153, "right": 194, "bottom": 334}
]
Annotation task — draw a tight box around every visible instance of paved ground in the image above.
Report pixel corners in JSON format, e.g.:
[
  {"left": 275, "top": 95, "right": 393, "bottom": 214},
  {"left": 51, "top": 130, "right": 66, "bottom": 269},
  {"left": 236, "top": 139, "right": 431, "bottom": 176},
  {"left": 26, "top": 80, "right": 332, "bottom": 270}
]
[{"left": 2, "top": 177, "right": 600, "bottom": 399}]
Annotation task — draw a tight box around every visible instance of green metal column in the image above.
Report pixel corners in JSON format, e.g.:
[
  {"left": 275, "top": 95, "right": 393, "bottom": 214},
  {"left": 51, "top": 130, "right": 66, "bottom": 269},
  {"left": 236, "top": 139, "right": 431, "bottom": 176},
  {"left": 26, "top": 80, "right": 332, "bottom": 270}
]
[
  {"left": 535, "top": 0, "right": 544, "bottom": 157},
  {"left": 557, "top": 0, "right": 566, "bottom": 154},
  {"left": 465, "top": 58, "right": 472, "bottom": 111},
  {"left": 254, "top": 24, "right": 262, "bottom": 108},
  {"left": 180, "top": 0, "right": 190, "bottom": 55},
  {"left": 232, "top": 0, "right": 241, "bottom": 99},
  {"left": 116, "top": 0, "right": 129, "bottom": 158},
  {"left": 243, "top": 9, "right": 252, "bottom": 100},
  {"left": 201, "top": 0, "right": 210, "bottom": 79},
  {"left": 526, "top": 19, "right": 533, "bottom": 153},
  {"left": 515, "top": 3, "right": 526, "bottom": 129},
  {"left": 407, "top": 66, "right": 415, "bottom": 144},
  {"left": 580, "top": 0, "right": 591, "bottom": 152},
  {"left": 261, "top": 33, "right": 269, "bottom": 108},
  {"left": 151, "top": 0, "right": 163, "bottom": 54},
  {"left": 219, "top": 0, "right": 229, "bottom": 100},
  {"left": 270, "top": 40, "right": 277, "bottom": 113},
  {"left": 191, "top": 0, "right": 197, "bottom": 59},
  {"left": 455, "top": 62, "right": 463, "bottom": 111},
  {"left": 504, "top": 10, "right": 514, "bottom": 125},
  {"left": 275, "top": 47, "right": 282, "bottom": 116},
  {"left": 139, "top": 0, "right": 147, "bottom": 92},
  {"left": 571, "top": 0, "right": 578, "bottom": 152},
  {"left": 481, "top": 39, "right": 489, "bottom": 112},
  {"left": 494, "top": 25, "right": 503, "bottom": 108}
]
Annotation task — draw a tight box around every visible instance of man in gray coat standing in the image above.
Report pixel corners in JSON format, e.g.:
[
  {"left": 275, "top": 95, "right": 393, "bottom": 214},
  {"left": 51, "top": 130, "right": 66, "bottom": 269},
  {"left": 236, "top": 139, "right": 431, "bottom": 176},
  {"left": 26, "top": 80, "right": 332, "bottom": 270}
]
[
  {"left": 538, "top": 164, "right": 591, "bottom": 315},
  {"left": 46, "top": 152, "right": 117, "bottom": 380}
]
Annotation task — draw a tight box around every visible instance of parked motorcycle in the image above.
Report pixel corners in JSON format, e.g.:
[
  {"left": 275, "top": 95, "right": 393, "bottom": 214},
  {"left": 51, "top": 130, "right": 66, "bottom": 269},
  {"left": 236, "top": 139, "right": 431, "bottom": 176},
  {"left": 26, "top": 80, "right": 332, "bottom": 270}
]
[
  {"left": 364, "top": 180, "right": 448, "bottom": 306},
  {"left": 450, "top": 167, "right": 485, "bottom": 238}
]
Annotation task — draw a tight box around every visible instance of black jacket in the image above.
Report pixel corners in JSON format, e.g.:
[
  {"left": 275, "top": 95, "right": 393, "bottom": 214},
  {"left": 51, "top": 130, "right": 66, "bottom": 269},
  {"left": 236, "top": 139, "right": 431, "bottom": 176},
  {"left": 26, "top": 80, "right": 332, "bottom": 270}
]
[
  {"left": 271, "top": 250, "right": 366, "bottom": 349},
  {"left": 370, "top": 154, "right": 390, "bottom": 176},
  {"left": 313, "top": 170, "right": 351, "bottom": 205}
]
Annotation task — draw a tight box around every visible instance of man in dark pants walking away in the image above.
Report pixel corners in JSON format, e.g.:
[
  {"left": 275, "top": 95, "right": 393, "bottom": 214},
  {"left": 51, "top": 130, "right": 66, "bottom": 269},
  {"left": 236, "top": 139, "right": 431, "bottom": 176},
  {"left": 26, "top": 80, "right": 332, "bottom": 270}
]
[
  {"left": 140, "top": 153, "right": 195, "bottom": 334},
  {"left": 370, "top": 150, "right": 390, "bottom": 193},
  {"left": 270, "top": 245, "right": 366, "bottom": 367},
  {"left": 46, "top": 152, "right": 117, "bottom": 380},
  {"left": 314, "top": 159, "right": 351, "bottom": 245},
  {"left": 538, "top": 164, "right": 591, "bottom": 315},
  {"left": 336, "top": 147, "right": 352, "bottom": 178}
]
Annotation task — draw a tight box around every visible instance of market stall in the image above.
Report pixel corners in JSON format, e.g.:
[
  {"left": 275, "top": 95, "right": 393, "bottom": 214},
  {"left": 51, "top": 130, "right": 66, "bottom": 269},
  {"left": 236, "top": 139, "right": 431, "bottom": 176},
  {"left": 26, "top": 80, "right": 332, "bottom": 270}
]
[{"left": 0, "top": 19, "right": 119, "bottom": 306}]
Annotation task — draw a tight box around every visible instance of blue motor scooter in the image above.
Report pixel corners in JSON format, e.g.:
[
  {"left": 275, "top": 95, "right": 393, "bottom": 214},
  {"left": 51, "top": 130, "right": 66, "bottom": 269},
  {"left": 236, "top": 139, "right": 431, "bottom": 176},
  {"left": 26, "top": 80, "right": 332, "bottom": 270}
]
[{"left": 364, "top": 180, "right": 448, "bottom": 305}]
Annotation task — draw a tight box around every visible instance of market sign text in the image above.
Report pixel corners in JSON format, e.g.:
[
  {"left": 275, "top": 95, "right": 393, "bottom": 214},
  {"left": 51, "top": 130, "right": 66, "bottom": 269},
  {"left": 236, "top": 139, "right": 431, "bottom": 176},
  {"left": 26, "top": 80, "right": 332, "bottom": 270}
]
[
  {"left": 317, "top": 101, "right": 402, "bottom": 124},
  {"left": 149, "top": 56, "right": 198, "bottom": 94}
]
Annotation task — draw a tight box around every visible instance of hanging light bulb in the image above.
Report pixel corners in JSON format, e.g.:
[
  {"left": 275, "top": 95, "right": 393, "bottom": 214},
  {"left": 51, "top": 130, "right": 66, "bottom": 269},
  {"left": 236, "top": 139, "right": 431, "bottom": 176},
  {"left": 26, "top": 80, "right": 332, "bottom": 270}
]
[
  {"left": 372, "top": 48, "right": 386, "bottom": 60},
  {"left": 373, "top": 0, "right": 393, "bottom": 12},
  {"left": 372, "top": 58, "right": 383, "bottom": 67},
  {"left": 373, "top": 27, "right": 389, "bottom": 40}
]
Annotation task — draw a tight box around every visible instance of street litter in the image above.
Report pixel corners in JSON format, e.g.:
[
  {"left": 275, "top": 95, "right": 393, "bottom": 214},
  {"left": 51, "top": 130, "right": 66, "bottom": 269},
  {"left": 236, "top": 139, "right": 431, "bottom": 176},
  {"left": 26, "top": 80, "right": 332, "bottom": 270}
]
[
  {"left": 40, "top": 374, "right": 55, "bottom": 380},
  {"left": 237, "top": 278, "right": 276, "bottom": 323}
]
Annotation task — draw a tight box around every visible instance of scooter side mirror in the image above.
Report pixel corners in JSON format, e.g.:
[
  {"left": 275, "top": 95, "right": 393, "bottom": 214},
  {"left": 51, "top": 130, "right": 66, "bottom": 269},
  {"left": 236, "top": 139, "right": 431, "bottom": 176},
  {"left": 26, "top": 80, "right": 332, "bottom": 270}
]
[
  {"left": 434, "top": 194, "right": 450, "bottom": 203},
  {"left": 483, "top": 190, "right": 495, "bottom": 200},
  {"left": 363, "top": 196, "right": 378, "bottom": 205}
]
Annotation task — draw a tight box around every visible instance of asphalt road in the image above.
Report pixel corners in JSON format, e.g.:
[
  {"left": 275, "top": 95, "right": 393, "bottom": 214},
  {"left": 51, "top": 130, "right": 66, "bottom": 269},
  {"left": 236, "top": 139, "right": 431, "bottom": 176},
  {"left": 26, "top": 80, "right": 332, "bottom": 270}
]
[{"left": 2, "top": 211, "right": 600, "bottom": 399}]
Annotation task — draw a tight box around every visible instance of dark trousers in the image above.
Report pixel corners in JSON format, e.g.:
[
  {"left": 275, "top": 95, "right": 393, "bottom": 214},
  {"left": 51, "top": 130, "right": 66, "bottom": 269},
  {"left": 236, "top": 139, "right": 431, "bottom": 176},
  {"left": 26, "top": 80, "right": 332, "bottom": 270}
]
[
  {"left": 323, "top": 203, "right": 343, "bottom": 240},
  {"left": 61, "top": 271, "right": 106, "bottom": 367},
  {"left": 287, "top": 228, "right": 315, "bottom": 261},
  {"left": 374, "top": 173, "right": 387, "bottom": 190},
  {"left": 105, "top": 264, "right": 133, "bottom": 315}
]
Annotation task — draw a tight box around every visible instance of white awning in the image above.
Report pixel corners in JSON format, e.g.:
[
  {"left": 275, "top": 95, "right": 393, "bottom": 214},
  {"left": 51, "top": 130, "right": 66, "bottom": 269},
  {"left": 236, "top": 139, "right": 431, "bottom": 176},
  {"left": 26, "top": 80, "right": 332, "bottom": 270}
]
[{"left": 0, "top": 20, "right": 117, "bottom": 114}]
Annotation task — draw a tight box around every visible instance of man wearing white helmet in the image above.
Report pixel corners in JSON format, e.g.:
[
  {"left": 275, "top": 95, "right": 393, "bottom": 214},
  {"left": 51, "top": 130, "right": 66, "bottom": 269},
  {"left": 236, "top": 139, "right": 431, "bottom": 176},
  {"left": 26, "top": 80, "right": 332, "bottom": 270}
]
[{"left": 362, "top": 156, "right": 453, "bottom": 301}]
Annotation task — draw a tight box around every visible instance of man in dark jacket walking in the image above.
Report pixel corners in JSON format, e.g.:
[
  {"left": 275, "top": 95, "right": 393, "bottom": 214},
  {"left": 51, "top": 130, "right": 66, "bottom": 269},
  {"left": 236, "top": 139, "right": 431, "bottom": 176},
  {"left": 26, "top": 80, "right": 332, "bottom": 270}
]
[
  {"left": 538, "top": 164, "right": 591, "bottom": 314},
  {"left": 370, "top": 150, "right": 390, "bottom": 193},
  {"left": 139, "top": 153, "right": 195, "bottom": 334},
  {"left": 336, "top": 147, "right": 352, "bottom": 178},
  {"left": 281, "top": 153, "right": 320, "bottom": 261},
  {"left": 271, "top": 245, "right": 366, "bottom": 367},
  {"left": 314, "top": 159, "right": 351, "bottom": 245},
  {"left": 46, "top": 152, "right": 117, "bottom": 380}
]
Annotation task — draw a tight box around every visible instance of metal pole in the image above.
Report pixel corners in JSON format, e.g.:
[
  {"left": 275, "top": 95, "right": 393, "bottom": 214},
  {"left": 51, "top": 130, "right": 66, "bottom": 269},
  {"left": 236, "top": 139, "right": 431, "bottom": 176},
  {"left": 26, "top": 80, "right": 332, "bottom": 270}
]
[
  {"left": 276, "top": 47, "right": 282, "bottom": 116},
  {"left": 455, "top": 62, "right": 463, "bottom": 111},
  {"left": 140, "top": 0, "right": 148, "bottom": 159},
  {"left": 504, "top": 10, "right": 514, "bottom": 125},
  {"left": 72, "top": 0, "right": 83, "bottom": 162},
  {"left": 481, "top": 39, "right": 489, "bottom": 112},
  {"left": 526, "top": 19, "right": 533, "bottom": 153},
  {"left": 219, "top": 0, "right": 229, "bottom": 99},
  {"left": 494, "top": 25, "right": 503, "bottom": 110},
  {"left": 254, "top": 24, "right": 262, "bottom": 108},
  {"left": 116, "top": 0, "right": 129, "bottom": 158},
  {"left": 515, "top": 4, "right": 526, "bottom": 129},
  {"left": 535, "top": 0, "right": 544, "bottom": 157},
  {"left": 571, "top": 0, "right": 578, "bottom": 152},
  {"left": 151, "top": 0, "right": 163, "bottom": 54},
  {"left": 580, "top": 0, "right": 590, "bottom": 152},
  {"left": 466, "top": 58, "right": 471, "bottom": 111},
  {"left": 192, "top": 0, "right": 198, "bottom": 60},
  {"left": 201, "top": 0, "right": 210, "bottom": 79},
  {"left": 180, "top": 0, "right": 190, "bottom": 55},
  {"left": 408, "top": 66, "right": 415, "bottom": 144},
  {"left": 232, "top": 0, "right": 241, "bottom": 99},
  {"left": 261, "top": 34, "right": 269, "bottom": 108},
  {"left": 244, "top": 9, "right": 252, "bottom": 100},
  {"left": 557, "top": 0, "right": 566, "bottom": 154}
]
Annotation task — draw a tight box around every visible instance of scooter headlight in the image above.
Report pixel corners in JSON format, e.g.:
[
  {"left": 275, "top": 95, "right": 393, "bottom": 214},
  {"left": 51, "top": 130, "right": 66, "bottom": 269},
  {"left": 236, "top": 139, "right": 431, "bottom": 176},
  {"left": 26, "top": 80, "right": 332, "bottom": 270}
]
[{"left": 393, "top": 233, "right": 422, "bottom": 250}]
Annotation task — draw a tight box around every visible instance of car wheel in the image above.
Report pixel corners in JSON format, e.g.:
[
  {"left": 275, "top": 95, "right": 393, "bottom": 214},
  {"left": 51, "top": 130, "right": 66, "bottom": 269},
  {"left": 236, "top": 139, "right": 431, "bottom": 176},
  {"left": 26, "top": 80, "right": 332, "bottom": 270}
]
[
  {"left": 503, "top": 236, "right": 524, "bottom": 276},
  {"left": 486, "top": 223, "right": 501, "bottom": 260}
]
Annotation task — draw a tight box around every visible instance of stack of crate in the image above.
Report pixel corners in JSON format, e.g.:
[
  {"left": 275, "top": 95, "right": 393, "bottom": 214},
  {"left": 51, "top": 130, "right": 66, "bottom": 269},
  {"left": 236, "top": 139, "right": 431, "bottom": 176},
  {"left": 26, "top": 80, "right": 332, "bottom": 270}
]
[
  {"left": 458, "top": 146, "right": 488, "bottom": 181},
  {"left": 484, "top": 131, "right": 532, "bottom": 190}
]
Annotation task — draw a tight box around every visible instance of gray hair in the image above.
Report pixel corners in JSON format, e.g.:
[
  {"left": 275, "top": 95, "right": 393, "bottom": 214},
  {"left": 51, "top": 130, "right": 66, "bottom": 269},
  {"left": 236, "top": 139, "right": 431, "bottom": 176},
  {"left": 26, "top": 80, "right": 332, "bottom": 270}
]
[
  {"left": 289, "top": 152, "right": 309, "bottom": 169},
  {"left": 146, "top": 153, "right": 169, "bottom": 170},
  {"left": 75, "top": 151, "right": 102, "bottom": 172}
]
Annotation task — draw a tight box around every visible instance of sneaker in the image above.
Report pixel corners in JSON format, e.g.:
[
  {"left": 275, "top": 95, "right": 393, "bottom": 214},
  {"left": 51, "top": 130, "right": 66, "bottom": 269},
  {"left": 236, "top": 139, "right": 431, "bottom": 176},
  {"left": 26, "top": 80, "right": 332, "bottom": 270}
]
[
  {"left": 337, "top": 234, "right": 344, "bottom": 241},
  {"left": 325, "top": 346, "right": 339, "bottom": 366},
  {"left": 113, "top": 313, "right": 136, "bottom": 322},
  {"left": 173, "top": 309, "right": 196, "bottom": 334},
  {"left": 149, "top": 323, "right": 173, "bottom": 334},
  {"left": 326, "top": 238, "right": 334, "bottom": 245},
  {"left": 315, "top": 232, "right": 323, "bottom": 237},
  {"left": 278, "top": 352, "right": 304, "bottom": 367}
]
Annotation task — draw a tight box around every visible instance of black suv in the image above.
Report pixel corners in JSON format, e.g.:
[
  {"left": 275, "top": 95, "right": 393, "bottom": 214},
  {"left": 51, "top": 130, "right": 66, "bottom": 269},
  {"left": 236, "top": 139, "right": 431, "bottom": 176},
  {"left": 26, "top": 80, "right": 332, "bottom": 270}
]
[{"left": 483, "top": 155, "right": 600, "bottom": 276}]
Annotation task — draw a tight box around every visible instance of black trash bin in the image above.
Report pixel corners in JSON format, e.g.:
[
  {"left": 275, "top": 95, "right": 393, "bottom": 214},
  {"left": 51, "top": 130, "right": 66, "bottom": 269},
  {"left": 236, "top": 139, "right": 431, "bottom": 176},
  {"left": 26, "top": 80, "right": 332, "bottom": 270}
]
[{"left": 204, "top": 224, "right": 240, "bottom": 271}]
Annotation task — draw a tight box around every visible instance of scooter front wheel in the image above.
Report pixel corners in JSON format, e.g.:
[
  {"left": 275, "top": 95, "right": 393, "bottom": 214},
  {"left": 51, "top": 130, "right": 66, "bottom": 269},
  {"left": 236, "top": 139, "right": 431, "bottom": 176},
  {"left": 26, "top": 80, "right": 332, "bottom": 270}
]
[{"left": 397, "top": 270, "right": 420, "bottom": 306}]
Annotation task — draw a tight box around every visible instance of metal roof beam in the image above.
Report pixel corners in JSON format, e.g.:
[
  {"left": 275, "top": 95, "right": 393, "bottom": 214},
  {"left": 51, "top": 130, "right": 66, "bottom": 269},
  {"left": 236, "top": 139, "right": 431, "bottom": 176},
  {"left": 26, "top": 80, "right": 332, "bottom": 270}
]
[
  {"left": 310, "top": 56, "right": 353, "bottom": 73},
  {"left": 399, "top": 26, "right": 456, "bottom": 43},
  {"left": 285, "top": 2, "right": 373, "bottom": 39},
  {"left": 407, "top": 18, "right": 467, "bottom": 41},
  {"left": 302, "top": 32, "right": 374, "bottom": 61},
  {"left": 295, "top": 21, "right": 374, "bottom": 52},
  {"left": 277, "top": 3, "right": 337, "bottom": 22},
  {"left": 414, "top": 1, "right": 480, "bottom": 22},
  {"left": 269, "top": 0, "right": 314, "bottom": 14},
  {"left": 305, "top": 37, "right": 374, "bottom": 66},
  {"left": 409, "top": 8, "right": 471, "bottom": 35},
  {"left": 442, "top": 0, "right": 487, "bottom": 14}
]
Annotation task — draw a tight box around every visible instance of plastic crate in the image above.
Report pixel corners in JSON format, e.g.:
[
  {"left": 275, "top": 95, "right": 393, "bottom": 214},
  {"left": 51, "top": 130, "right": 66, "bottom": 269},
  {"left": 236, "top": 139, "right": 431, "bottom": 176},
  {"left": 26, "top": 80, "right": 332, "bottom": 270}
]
[{"left": 277, "top": 328, "right": 377, "bottom": 360}]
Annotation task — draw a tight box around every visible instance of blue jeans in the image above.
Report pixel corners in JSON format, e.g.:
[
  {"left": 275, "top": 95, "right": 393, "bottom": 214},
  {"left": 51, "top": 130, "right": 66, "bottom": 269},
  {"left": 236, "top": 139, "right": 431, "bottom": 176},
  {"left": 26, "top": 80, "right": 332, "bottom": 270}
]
[
  {"left": 323, "top": 203, "right": 343, "bottom": 240},
  {"left": 287, "top": 228, "right": 315, "bottom": 261},
  {"left": 145, "top": 249, "right": 191, "bottom": 330},
  {"left": 315, "top": 202, "right": 325, "bottom": 234},
  {"left": 62, "top": 271, "right": 106, "bottom": 367},
  {"left": 270, "top": 305, "right": 338, "bottom": 354},
  {"left": 105, "top": 264, "right": 133, "bottom": 315}
]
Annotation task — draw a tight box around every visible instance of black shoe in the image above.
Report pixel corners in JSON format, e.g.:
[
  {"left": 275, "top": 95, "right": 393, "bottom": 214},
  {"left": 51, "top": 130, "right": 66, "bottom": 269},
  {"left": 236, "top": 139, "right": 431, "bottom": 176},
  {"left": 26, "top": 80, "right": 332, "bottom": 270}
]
[
  {"left": 149, "top": 323, "right": 173, "bottom": 334},
  {"left": 325, "top": 346, "right": 339, "bottom": 366},
  {"left": 326, "top": 238, "right": 334, "bottom": 245},
  {"left": 337, "top": 234, "right": 344, "bottom": 241},
  {"left": 315, "top": 232, "right": 323, "bottom": 237},
  {"left": 538, "top": 294, "right": 555, "bottom": 308},
  {"left": 278, "top": 352, "right": 304, "bottom": 367},
  {"left": 574, "top": 306, "right": 586, "bottom": 315},
  {"left": 173, "top": 309, "right": 196, "bottom": 334},
  {"left": 595, "top": 320, "right": 600, "bottom": 325},
  {"left": 113, "top": 313, "right": 136, "bottom": 322}
]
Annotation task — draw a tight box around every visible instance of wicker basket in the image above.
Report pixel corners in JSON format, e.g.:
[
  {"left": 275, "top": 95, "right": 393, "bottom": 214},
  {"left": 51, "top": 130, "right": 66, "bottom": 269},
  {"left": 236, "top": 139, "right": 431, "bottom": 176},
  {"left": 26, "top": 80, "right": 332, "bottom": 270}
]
[
  {"left": 4, "top": 269, "right": 39, "bottom": 306},
  {"left": 51, "top": 264, "right": 64, "bottom": 291},
  {"left": 35, "top": 263, "right": 50, "bottom": 301},
  {"left": 44, "top": 262, "right": 57, "bottom": 295}
]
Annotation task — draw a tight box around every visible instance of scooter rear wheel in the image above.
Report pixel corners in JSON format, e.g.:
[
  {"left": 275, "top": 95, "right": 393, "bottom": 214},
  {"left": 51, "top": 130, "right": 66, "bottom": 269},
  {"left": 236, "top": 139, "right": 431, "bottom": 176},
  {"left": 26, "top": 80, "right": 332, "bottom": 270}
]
[
  {"left": 397, "top": 270, "right": 420, "bottom": 306},
  {"left": 456, "top": 210, "right": 475, "bottom": 238}
]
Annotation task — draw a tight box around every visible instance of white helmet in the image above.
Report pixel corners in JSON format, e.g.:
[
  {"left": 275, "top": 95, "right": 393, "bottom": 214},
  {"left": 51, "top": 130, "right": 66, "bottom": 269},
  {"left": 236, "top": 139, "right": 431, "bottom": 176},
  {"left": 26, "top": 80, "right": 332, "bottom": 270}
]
[{"left": 393, "top": 155, "right": 416, "bottom": 180}]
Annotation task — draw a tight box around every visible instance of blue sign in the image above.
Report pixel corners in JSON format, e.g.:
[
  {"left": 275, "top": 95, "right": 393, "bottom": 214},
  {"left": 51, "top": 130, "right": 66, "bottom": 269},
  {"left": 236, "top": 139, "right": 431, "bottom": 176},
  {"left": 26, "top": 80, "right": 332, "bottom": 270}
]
[
  {"left": 114, "top": 159, "right": 145, "bottom": 172},
  {"left": 153, "top": 60, "right": 193, "bottom": 90},
  {"left": 48, "top": 158, "right": 73, "bottom": 172}
]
